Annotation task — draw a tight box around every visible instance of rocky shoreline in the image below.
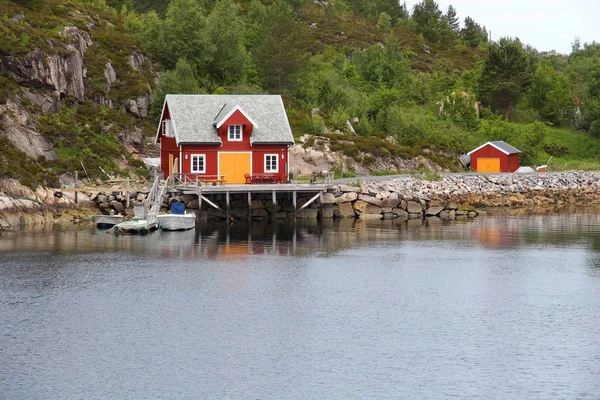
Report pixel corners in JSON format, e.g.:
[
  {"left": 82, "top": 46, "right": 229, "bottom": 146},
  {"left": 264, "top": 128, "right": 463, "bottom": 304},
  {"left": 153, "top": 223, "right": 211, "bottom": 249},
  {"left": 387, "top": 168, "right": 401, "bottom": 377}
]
[{"left": 2, "top": 171, "right": 600, "bottom": 230}]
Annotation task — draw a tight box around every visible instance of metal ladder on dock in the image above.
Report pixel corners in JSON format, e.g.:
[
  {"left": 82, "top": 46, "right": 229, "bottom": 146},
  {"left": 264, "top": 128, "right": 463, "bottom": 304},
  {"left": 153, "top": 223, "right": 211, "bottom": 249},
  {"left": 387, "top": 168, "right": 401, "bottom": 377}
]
[{"left": 145, "top": 176, "right": 169, "bottom": 218}]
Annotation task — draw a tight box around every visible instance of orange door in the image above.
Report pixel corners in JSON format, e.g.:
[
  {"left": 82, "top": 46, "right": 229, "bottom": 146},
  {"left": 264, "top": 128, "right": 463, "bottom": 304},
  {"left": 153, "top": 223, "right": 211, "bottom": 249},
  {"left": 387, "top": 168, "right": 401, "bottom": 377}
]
[
  {"left": 219, "top": 153, "right": 251, "bottom": 184},
  {"left": 477, "top": 157, "right": 501, "bottom": 173}
]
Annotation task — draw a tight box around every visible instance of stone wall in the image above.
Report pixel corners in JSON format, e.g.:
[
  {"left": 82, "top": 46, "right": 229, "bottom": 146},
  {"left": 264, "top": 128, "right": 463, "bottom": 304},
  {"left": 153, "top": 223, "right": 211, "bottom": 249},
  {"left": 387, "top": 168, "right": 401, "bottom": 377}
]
[
  {"left": 6, "top": 171, "right": 600, "bottom": 230},
  {"left": 92, "top": 185, "right": 476, "bottom": 222}
]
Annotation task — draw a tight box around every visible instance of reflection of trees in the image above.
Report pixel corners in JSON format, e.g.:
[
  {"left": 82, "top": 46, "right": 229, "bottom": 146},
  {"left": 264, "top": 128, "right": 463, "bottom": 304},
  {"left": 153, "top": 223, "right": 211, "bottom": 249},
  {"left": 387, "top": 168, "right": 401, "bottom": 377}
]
[{"left": 4, "top": 213, "right": 600, "bottom": 263}]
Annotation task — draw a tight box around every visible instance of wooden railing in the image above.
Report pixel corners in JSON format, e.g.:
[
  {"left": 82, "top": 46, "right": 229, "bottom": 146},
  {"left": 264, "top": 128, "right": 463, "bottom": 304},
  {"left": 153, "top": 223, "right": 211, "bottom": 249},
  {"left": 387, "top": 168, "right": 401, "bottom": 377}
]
[{"left": 172, "top": 173, "right": 226, "bottom": 186}]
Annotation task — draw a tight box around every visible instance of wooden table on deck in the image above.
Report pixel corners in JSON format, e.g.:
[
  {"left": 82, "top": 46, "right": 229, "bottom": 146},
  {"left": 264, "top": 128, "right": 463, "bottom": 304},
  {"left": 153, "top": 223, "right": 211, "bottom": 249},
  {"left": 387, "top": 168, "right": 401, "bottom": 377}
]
[
  {"left": 245, "top": 173, "right": 281, "bottom": 184},
  {"left": 200, "top": 175, "right": 226, "bottom": 186}
]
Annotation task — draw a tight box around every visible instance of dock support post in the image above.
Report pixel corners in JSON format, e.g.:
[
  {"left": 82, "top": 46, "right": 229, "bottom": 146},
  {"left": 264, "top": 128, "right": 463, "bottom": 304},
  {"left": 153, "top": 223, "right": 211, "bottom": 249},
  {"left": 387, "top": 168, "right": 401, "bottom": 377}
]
[
  {"left": 198, "top": 187, "right": 202, "bottom": 209},
  {"left": 226, "top": 191, "right": 230, "bottom": 210},
  {"left": 247, "top": 191, "right": 251, "bottom": 208},
  {"left": 293, "top": 191, "right": 297, "bottom": 210},
  {"left": 272, "top": 190, "right": 277, "bottom": 206}
]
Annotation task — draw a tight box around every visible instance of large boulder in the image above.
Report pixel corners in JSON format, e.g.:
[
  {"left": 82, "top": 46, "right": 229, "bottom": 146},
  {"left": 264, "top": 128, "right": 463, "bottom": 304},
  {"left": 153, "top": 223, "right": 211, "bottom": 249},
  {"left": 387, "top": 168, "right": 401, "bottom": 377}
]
[{"left": 337, "top": 202, "right": 356, "bottom": 218}]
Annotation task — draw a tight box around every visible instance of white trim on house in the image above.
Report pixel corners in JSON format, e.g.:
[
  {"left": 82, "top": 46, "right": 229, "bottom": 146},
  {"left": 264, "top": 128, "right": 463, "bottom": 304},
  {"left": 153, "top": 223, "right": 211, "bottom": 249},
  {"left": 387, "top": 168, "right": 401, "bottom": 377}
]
[
  {"left": 154, "top": 100, "right": 182, "bottom": 145},
  {"left": 228, "top": 125, "right": 243, "bottom": 141},
  {"left": 162, "top": 119, "right": 174, "bottom": 138},
  {"left": 190, "top": 154, "right": 206, "bottom": 173},
  {"left": 264, "top": 154, "right": 279, "bottom": 173},
  {"left": 215, "top": 105, "right": 259, "bottom": 129},
  {"left": 467, "top": 142, "right": 520, "bottom": 156},
  {"left": 468, "top": 141, "right": 514, "bottom": 156},
  {"left": 154, "top": 99, "right": 168, "bottom": 144}
]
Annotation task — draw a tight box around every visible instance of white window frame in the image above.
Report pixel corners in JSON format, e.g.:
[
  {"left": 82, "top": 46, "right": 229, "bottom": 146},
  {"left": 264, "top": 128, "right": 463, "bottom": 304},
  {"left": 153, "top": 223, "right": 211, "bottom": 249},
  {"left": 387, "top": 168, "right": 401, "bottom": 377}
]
[
  {"left": 190, "top": 154, "right": 206, "bottom": 173},
  {"left": 264, "top": 154, "right": 278, "bottom": 173},
  {"left": 228, "top": 125, "right": 242, "bottom": 141},
  {"left": 162, "top": 119, "right": 173, "bottom": 137}
]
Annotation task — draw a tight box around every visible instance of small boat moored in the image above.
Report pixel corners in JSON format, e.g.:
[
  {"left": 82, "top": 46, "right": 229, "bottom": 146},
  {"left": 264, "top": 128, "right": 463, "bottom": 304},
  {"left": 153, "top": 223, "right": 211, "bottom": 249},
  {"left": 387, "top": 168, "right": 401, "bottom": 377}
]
[
  {"left": 156, "top": 202, "right": 196, "bottom": 231},
  {"left": 92, "top": 212, "right": 124, "bottom": 229},
  {"left": 113, "top": 205, "right": 158, "bottom": 235},
  {"left": 113, "top": 217, "right": 158, "bottom": 235}
]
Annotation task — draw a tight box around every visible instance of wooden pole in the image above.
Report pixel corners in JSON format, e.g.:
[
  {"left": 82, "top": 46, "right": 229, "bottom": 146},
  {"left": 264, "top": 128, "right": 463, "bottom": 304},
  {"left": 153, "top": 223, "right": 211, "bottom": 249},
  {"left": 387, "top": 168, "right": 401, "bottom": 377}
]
[
  {"left": 126, "top": 177, "right": 130, "bottom": 209},
  {"left": 74, "top": 171, "right": 78, "bottom": 204}
]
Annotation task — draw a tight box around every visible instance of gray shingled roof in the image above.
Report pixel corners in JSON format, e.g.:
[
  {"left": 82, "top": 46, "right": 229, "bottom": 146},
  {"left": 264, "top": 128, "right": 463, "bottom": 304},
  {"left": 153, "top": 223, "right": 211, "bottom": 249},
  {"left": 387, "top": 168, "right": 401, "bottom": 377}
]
[
  {"left": 164, "top": 94, "right": 294, "bottom": 145},
  {"left": 490, "top": 141, "right": 521, "bottom": 154},
  {"left": 467, "top": 140, "right": 521, "bottom": 155}
]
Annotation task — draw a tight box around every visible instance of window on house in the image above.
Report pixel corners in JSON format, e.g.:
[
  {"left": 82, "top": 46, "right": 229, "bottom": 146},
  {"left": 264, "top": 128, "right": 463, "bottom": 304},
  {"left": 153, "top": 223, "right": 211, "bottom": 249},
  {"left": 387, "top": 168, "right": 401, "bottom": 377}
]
[
  {"left": 191, "top": 154, "right": 206, "bottom": 173},
  {"left": 228, "top": 125, "right": 242, "bottom": 141},
  {"left": 265, "top": 154, "right": 278, "bottom": 173},
  {"left": 163, "top": 119, "right": 173, "bottom": 137}
]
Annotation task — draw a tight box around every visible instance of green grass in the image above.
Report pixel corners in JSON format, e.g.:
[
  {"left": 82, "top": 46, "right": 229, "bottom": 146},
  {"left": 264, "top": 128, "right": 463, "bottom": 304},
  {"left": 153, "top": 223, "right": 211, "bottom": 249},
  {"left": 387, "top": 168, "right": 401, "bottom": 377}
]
[{"left": 538, "top": 127, "right": 600, "bottom": 170}]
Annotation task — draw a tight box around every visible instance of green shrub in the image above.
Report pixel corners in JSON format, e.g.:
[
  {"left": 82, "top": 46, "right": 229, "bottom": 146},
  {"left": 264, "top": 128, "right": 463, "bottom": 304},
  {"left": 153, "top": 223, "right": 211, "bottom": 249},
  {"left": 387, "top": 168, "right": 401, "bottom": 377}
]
[{"left": 301, "top": 115, "right": 326, "bottom": 135}]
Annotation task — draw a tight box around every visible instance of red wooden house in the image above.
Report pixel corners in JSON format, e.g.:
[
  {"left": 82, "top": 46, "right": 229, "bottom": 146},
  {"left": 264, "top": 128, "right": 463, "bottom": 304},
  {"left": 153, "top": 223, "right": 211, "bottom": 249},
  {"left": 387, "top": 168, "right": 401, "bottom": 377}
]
[
  {"left": 468, "top": 141, "right": 521, "bottom": 173},
  {"left": 154, "top": 95, "right": 295, "bottom": 184}
]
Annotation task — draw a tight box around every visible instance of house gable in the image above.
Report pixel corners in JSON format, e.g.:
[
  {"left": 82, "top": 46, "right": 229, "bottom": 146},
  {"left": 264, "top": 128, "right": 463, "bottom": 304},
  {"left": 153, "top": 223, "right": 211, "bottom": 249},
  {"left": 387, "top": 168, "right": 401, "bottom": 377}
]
[
  {"left": 468, "top": 141, "right": 521, "bottom": 156},
  {"left": 216, "top": 109, "right": 255, "bottom": 150},
  {"left": 214, "top": 105, "right": 258, "bottom": 129}
]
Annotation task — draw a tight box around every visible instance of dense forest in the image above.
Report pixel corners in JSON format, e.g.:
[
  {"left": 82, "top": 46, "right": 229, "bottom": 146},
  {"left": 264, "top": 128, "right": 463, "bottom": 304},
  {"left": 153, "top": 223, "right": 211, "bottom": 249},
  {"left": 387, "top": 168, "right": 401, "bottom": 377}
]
[{"left": 2, "top": 0, "right": 600, "bottom": 187}]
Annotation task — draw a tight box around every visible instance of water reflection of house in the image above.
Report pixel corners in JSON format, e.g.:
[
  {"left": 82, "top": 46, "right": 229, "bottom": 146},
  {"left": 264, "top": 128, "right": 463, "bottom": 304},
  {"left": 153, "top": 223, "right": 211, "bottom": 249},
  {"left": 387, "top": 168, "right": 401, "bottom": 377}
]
[{"left": 470, "top": 220, "right": 520, "bottom": 248}]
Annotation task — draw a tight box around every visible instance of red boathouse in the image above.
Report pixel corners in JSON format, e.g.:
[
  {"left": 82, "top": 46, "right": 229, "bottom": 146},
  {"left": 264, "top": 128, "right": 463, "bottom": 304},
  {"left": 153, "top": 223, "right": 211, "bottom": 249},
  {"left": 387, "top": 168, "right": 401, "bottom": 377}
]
[
  {"left": 468, "top": 141, "right": 521, "bottom": 173},
  {"left": 154, "top": 95, "right": 295, "bottom": 184}
]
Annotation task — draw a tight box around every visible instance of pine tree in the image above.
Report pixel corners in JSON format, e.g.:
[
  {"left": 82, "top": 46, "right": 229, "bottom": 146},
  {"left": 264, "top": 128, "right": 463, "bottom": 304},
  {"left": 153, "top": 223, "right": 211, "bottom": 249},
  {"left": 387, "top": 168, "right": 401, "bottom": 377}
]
[
  {"left": 252, "top": 0, "right": 310, "bottom": 93},
  {"left": 444, "top": 5, "right": 459, "bottom": 32},
  {"left": 461, "top": 16, "right": 488, "bottom": 48},
  {"left": 411, "top": 0, "right": 443, "bottom": 43},
  {"left": 479, "top": 37, "right": 529, "bottom": 120}
]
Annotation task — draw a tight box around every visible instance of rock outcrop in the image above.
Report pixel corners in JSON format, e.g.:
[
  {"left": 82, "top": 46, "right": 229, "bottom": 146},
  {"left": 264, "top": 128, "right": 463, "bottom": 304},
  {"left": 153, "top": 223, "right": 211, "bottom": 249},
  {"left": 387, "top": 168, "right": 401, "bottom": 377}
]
[
  {"left": 290, "top": 134, "right": 439, "bottom": 177},
  {"left": 0, "top": 20, "right": 155, "bottom": 162}
]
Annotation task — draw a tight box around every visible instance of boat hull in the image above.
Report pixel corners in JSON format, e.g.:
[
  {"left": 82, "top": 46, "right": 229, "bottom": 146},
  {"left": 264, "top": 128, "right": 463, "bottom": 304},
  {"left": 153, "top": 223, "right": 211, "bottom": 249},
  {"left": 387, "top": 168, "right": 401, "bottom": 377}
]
[
  {"left": 157, "top": 213, "right": 196, "bottom": 231},
  {"left": 92, "top": 215, "right": 124, "bottom": 229},
  {"left": 113, "top": 218, "right": 159, "bottom": 235}
]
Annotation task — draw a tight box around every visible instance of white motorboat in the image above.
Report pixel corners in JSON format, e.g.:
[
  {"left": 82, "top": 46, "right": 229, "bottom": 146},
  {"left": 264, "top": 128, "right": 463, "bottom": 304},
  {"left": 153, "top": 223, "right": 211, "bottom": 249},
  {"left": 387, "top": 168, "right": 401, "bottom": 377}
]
[
  {"left": 156, "top": 212, "right": 196, "bottom": 231},
  {"left": 157, "top": 202, "right": 196, "bottom": 231},
  {"left": 92, "top": 213, "right": 124, "bottom": 229}
]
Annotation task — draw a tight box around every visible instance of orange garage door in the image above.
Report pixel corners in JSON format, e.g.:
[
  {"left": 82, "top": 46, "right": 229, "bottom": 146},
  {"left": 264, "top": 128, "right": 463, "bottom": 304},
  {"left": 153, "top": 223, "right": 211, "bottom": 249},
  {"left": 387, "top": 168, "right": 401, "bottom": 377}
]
[
  {"left": 477, "top": 157, "right": 501, "bottom": 173},
  {"left": 219, "top": 152, "right": 251, "bottom": 184}
]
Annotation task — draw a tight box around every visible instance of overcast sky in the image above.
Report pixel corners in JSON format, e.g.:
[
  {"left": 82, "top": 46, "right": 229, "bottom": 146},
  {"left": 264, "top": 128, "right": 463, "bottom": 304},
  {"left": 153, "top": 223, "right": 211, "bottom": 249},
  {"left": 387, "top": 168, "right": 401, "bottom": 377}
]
[{"left": 404, "top": 0, "right": 598, "bottom": 54}]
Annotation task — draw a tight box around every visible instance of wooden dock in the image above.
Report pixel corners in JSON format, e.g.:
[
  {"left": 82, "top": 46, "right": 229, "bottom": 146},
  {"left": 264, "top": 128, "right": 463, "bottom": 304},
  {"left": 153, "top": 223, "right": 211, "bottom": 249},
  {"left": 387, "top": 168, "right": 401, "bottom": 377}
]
[{"left": 172, "top": 182, "right": 330, "bottom": 211}]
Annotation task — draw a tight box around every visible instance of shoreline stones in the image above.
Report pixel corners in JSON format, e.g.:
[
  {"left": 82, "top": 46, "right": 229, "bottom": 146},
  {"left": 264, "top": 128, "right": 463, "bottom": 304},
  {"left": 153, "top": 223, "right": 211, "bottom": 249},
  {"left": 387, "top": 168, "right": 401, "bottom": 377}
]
[{"left": 4, "top": 171, "right": 600, "bottom": 229}]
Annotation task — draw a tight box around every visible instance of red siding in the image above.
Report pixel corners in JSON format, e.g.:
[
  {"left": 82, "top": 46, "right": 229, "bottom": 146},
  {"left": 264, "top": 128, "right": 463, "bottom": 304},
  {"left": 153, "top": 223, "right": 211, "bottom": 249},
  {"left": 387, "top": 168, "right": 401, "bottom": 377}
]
[
  {"left": 159, "top": 107, "right": 290, "bottom": 181},
  {"left": 159, "top": 136, "right": 178, "bottom": 179},
  {"left": 162, "top": 105, "right": 171, "bottom": 121},
  {"left": 181, "top": 146, "right": 219, "bottom": 176},
  {"left": 471, "top": 145, "right": 520, "bottom": 172},
  {"left": 252, "top": 145, "right": 289, "bottom": 182},
  {"left": 217, "top": 109, "right": 254, "bottom": 152},
  {"left": 507, "top": 153, "right": 520, "bottom": 172}
]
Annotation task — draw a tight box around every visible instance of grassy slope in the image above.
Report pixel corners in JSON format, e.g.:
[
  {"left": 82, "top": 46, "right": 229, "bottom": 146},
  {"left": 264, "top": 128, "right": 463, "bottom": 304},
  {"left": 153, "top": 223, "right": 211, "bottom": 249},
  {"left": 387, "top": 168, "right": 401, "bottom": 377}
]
[
  {"left": 0, "top": 0, "right": 155, "bottom": 187},
  {"left": 298, "top": 3, "right": 600, "bottom": 172}
]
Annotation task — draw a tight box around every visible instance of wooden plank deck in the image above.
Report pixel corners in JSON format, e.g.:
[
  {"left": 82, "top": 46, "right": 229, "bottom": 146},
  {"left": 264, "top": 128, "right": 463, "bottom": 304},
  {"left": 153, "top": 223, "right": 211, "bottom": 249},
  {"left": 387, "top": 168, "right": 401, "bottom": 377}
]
[{"left": 174, "top": 183, "right": 330, "bottom": 194}]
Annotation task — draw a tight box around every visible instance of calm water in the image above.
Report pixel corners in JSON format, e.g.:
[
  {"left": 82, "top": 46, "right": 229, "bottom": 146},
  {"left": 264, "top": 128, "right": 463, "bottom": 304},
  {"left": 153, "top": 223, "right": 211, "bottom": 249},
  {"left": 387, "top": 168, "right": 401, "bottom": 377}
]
[{"left": 1, "top": 213, "right": 600, "bottom": 399}]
